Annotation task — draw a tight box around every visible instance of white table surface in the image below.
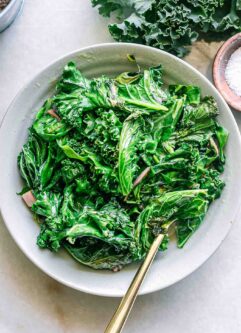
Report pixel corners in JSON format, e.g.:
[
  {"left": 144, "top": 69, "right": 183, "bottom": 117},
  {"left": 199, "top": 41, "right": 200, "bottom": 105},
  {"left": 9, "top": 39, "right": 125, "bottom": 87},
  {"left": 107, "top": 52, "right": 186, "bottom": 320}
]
[{"left": 1, "top": 1, "right": 241, "bottom": 332}]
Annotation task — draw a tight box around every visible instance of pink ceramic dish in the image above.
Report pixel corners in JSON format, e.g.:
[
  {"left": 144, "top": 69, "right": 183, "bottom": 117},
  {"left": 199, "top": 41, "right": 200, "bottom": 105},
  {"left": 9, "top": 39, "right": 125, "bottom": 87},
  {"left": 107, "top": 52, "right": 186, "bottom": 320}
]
[{"left": 213, "top": 33, "right": 241, "bottom": 112}]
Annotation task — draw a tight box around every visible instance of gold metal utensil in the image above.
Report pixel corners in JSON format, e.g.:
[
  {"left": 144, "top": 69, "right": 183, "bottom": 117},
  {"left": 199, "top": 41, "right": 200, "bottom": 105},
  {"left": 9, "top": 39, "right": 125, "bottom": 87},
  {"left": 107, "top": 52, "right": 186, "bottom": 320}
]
[{"left": 105, "top": 222, "right": 173, "bottom": 333}]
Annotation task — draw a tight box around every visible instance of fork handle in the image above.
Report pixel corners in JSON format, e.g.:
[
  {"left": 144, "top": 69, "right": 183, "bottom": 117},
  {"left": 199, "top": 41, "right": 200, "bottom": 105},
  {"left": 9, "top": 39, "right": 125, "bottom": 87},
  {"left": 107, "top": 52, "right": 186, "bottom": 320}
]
[{"left": 104, "top": 233, "right": 165, "bottom": 333}]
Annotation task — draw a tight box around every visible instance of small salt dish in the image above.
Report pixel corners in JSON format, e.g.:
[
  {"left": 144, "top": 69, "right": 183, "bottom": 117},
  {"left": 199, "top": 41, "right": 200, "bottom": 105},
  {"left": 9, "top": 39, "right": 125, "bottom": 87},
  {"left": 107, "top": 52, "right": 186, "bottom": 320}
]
[{"left": 213, "top": 32, "right": 241, "bottom": 112}]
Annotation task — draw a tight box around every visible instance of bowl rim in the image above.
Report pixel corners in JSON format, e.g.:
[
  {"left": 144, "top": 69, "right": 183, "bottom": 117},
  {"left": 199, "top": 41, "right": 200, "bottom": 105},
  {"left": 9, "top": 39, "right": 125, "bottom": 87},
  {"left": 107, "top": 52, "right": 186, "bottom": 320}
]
[
  {"left": 213, "top": 32, "right": 241, "bottom": 111},
  {"left": 1, "top": 42, "right": 241, "bottom": 297}
]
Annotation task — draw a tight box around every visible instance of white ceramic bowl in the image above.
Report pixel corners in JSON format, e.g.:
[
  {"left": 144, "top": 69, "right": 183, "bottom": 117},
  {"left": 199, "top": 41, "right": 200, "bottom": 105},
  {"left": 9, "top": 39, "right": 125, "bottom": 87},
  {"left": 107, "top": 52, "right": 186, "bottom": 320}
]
[{"left": 1, "top": 43, "right": 241, "bottom": 297}]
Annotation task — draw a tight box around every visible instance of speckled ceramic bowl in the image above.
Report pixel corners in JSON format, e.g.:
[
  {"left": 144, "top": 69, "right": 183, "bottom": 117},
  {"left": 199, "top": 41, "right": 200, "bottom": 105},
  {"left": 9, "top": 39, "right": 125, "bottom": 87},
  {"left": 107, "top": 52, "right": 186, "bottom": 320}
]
[
  {"left": 1, "top": 43, "right": 241, "bottom": 297},
  {"left": 0, "top": 0, "right": 24, "bottom": 32},
  {"left": 213, "top": 33, "right": 241, "bottom": 111}
]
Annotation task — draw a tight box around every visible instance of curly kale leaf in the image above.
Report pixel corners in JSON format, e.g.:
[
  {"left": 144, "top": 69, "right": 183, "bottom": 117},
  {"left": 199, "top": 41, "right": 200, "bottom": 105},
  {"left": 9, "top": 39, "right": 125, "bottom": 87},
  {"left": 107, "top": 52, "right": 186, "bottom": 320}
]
[
  {"left": 37, "top": 198, "right": 138, "bottom": 269},
  {"left": 57, "top": 137, "right": 113, "bottom": 176},
  {"left": 81, "top": 108, "right": 123, "bottom": 166},
  {"left": 92, "top": 0, "right": 155, "bottom": 17},
  {"left": 116, "top": 66, "right": 168, "bottom": 112},
  {"left": 57, "top": 62, "right": 90, "bottom": 94},
  {"left": 92, "top": 0, "right": 241, "bottom": 57},
  {"left": 18, "top": 131, "right": 64, "bottom": 191},
  {"left": 33, "top": 99, "right": 71, "bottom": 141},
  {"left": 61, "top": 159, "right": 85, "bottom": 184},
  {"left": 135, "top": 189, "right": 209, "bottom": 254},
  {"left": 53, "top": 63, "right": 168, "bottom": 130},
  {"left": 118, "top": 118, "right": 143, "bottom": 196}
]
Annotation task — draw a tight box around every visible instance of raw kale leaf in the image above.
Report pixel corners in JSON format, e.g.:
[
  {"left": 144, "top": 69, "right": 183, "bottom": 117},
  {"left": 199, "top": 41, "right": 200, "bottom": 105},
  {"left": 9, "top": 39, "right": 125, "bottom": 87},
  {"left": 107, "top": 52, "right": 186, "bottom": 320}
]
[{"left": 92, "top": 0, "right": 241, "bottom": 57}]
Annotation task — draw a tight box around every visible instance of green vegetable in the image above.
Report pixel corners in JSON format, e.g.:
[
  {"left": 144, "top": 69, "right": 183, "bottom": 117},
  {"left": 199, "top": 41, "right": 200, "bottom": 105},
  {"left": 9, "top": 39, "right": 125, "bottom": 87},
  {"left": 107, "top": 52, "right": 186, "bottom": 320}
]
[
  {"left": 118, "top": 118, "right": 143, "bottom": 196},
  {"left": 18, "top": 62, "right": 228, "bottom": 270},
  {"left": 91, "top": 0, "right": 241, "bottom": 57}
]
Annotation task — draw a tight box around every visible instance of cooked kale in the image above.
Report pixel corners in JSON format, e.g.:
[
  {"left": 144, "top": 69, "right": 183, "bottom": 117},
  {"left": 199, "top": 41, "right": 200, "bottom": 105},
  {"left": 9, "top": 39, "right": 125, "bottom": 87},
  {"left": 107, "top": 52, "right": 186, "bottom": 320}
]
[{"left": 18, "top": 62, "right": 228, "bottom": 270}]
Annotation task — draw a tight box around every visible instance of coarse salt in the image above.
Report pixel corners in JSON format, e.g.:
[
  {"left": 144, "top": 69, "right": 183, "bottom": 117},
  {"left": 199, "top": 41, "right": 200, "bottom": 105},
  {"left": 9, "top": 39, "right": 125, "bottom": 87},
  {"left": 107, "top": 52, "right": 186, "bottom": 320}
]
[{"left": 225, "top": 47, "right": 241, "bottom": 97}]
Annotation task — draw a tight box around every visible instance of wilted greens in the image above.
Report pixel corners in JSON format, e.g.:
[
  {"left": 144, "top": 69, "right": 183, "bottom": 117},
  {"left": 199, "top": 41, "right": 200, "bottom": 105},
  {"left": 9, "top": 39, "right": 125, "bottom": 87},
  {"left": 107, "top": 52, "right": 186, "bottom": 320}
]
[
  {"left": 18, "top": 62, "right": 228, "bottom": 270},
  {"left": 91, "top": 0, "right": 241, "bottom": 57}
]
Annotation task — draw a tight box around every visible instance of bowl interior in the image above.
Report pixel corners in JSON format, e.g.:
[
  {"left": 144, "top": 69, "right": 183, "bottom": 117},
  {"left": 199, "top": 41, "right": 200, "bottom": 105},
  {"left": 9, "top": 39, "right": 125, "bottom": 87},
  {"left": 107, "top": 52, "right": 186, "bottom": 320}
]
[
  {"left": 213, "top": 33, "right": 241, "bottom": 111},
  {"left": 1, "top": 43, "right": 241, "bottom": 297}
]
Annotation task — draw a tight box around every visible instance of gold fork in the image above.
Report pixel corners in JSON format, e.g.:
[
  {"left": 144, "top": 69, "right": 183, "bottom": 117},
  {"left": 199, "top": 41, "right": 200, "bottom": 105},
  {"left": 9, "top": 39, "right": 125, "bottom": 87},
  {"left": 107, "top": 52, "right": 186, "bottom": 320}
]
[{"left": 105, "top": 222, "right": 173, "bottom": 333}]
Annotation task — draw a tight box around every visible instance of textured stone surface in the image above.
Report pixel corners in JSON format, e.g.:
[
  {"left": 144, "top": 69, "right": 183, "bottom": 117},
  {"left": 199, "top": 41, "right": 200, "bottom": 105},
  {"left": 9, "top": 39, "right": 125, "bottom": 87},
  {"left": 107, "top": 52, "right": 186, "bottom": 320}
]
[{"left": 1, "top": 1, "right": 241, "bottom": 332}]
